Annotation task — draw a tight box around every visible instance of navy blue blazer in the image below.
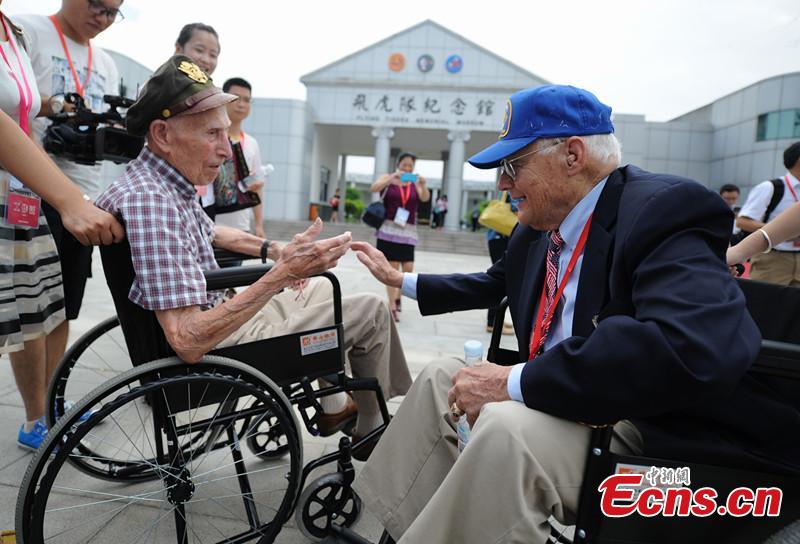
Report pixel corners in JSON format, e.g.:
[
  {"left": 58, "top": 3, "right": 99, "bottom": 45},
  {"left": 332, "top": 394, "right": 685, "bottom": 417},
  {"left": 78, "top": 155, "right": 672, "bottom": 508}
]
[{"left": 417, "top": 165, "right": 799, "bottom": 472}]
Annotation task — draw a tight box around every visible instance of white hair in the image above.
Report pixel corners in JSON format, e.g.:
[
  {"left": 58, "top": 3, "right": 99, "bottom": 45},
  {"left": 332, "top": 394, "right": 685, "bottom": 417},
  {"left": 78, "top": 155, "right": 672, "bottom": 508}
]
[{"left": 537, "top": 133, "right": 622, "bottom": 167}]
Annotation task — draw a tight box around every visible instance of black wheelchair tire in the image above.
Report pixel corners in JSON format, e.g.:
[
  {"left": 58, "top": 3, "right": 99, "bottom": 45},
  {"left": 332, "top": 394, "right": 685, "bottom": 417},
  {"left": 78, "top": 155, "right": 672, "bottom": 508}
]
[
  {"left": 764, "top": 520, "right": 800, "bottom": 544},
  {"left": 296, "top": 472, "right": 363, "bottom": 542},
  {"left": 17, "top": 355, "right": 304, "bottom": 544}
]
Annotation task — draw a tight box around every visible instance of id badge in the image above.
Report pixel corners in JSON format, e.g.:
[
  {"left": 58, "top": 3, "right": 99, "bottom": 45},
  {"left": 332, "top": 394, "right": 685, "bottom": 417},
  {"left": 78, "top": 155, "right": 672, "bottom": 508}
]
[
  {"left": 394, "top": 207, "right": 410, "bottom": 227},
  {"left": 5, "top": 175, "right": 41, "bottom": 229}
]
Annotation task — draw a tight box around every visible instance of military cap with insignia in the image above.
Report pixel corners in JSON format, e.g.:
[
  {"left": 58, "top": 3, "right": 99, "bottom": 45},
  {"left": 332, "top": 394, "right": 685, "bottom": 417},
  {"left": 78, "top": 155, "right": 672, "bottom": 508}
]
[{"left": 126, "top": 55, "right": 238, "bottom": 137}]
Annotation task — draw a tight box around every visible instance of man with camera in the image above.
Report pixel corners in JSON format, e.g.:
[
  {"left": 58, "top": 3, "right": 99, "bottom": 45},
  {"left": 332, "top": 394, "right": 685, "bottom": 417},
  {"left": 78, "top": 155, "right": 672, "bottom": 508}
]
[{"left": 17, "top": 0, "right": 122, "bottom": 362}]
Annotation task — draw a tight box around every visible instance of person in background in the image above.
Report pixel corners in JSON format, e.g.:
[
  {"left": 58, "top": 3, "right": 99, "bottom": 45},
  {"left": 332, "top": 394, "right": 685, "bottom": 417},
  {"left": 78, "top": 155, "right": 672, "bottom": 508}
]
[
  {"left": 736, "top": 141, "right": 800, "bottom": 285},
  {"left": 329, "top": 187, "right": 341, "bottom": 223},
  {"left": 0, "top": 4, "right": 122, "bottom": 451},
  {"left": 728, "top": 199, "right": 800, "bottom": 270},
  {"left": 436, "top": 194, "right": 447, "bottom": 229},
  {"left": 214, "top": 77, "right": 265, "bottom": 238},
  {"left": 485, "top": 191, "right": 517, "bottom": 335},
  {"left": 719, "top": 183, "right": 740, "bottom": 209},
  {"left": 470, "top": 199, "right": 480, "bottom": 231},
  {"left": 174, "top": 22, "right": 221, "bottom": 218},
  {"left": 15, "top": 0, "right": 121, "bottom": 417},
  {"left": 371, "top": 152, "right": 430, "bottom": 322}
]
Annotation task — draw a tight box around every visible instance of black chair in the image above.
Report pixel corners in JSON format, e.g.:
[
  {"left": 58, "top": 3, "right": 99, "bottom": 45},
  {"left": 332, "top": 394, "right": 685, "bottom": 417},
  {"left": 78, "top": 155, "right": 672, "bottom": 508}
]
[
  {"left": 17, "top": 238, "right": 391, "bottom": 543},
  {"left": 486, "top": 278, "right": 800, "bottom": 544}
]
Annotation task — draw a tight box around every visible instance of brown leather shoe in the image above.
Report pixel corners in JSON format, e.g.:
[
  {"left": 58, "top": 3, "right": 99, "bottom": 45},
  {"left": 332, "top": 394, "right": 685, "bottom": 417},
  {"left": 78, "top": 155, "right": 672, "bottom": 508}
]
[
  {"left": 351, "top": 429, "right": 383, "bottom": 462},
  {"left": 316, "top": 396, "right": 358, "bottom": 437}
]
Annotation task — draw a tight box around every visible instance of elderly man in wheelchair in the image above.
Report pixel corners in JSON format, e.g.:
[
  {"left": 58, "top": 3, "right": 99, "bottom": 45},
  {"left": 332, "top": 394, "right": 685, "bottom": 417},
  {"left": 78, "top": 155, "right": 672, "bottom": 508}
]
[
  {"left": 15, "top": 56, "right": 410, "bottom": 544},
  {"left": 343, "top": 85, "right": 800, "bottom": 544}
]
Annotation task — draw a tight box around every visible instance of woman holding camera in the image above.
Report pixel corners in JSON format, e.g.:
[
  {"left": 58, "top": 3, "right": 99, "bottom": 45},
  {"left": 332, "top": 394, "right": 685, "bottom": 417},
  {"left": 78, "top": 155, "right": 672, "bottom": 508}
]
[
  {"left": 0, "top": 6, "right": 122, "bottom": 451},
  {"left": 371, "top": 152, "right": 430, "bottom": 322}
]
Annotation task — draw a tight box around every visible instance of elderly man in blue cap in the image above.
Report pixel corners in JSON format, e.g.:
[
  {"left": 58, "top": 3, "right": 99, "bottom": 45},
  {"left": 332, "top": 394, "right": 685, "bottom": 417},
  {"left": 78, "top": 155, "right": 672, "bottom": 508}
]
[{"left": 349, "top": 84, "right": 796, "bottom": 543}]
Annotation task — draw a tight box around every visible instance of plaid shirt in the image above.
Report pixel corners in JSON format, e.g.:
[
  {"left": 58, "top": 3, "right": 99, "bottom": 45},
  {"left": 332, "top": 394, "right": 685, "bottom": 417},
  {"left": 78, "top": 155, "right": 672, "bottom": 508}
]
[{"left": 96, "top": 147, "right": 222, "bottom": 310}]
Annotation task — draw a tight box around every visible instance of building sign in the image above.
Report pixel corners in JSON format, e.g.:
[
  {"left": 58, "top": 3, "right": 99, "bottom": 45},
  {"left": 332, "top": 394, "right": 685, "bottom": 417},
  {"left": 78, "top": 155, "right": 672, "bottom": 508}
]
[
  {"left": 388, "top": 53, "right": 406, "bottom": 72},
  {"left": 417, "top": 54, "right": 434, "bottom": 73},
  {"left": 338, "top": 90, "right": 504, "bottom": 129}
]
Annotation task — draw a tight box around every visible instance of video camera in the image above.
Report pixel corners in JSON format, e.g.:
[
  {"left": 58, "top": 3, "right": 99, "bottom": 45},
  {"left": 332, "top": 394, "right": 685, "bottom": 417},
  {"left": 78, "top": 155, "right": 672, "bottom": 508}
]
[{"left": 43, "top": 93, "right": 144, "bottom": 166}]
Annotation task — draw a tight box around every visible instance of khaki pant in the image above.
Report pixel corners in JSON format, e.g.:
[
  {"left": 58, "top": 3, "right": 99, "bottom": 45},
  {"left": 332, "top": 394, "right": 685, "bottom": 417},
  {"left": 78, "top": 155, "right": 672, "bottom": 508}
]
[
  {"left": 355, "top": 357, "right": 643, "bottom": 544},
  {"left": 218, "top": 278, "right": 412, "bottom": 418},
  {"left": 749, "top": 251, "right": 800, "bottom": 286}
]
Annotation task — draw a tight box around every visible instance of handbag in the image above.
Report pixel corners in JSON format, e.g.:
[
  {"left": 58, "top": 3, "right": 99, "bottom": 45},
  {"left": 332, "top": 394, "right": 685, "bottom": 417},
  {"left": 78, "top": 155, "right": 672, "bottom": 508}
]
[
  {"left": 362, "top": 187, "right": 388, "bottom": 229},
  {"left": 478, "top": 191, "right": 517, "bottom": 236},
  {"left": 362, "top": 201, "right": 385, "bottom": 229},
  {"left": 213, "top": 141, "right": 261, "bottom": 214}
]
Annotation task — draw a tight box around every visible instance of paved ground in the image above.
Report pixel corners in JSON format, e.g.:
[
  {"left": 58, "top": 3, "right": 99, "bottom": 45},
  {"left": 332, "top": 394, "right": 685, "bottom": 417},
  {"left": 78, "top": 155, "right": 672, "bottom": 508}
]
[{"left": 0, "top": 242, "right": 519, "bottom": 542}]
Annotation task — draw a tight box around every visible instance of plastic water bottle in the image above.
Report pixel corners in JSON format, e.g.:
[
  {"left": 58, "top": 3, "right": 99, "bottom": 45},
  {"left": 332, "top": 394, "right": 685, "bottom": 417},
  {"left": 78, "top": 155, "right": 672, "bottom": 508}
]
[{"left": 457, "top": 340, "right": 484, "bottom": 452}]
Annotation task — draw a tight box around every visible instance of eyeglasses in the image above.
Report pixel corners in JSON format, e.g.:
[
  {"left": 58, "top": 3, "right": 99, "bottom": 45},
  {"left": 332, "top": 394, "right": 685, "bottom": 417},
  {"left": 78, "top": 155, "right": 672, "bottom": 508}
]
[
  {"left": 87, "top": 0, "right": 124, "bottom": 22},
  {"left": 499, "top": 139, "right": 565, "bottom": 181}
]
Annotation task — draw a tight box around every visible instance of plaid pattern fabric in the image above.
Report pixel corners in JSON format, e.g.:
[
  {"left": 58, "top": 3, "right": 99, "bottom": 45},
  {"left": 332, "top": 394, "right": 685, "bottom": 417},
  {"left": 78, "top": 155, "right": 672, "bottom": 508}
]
[{"left": 96, "top": 147, "right": 222, "bottom": 310}]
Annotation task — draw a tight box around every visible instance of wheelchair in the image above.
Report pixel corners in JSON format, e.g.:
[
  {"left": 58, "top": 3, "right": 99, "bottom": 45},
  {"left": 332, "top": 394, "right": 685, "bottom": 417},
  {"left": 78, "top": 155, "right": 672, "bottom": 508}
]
[
  {"left": 16, "top": 239, "right": 391, "bottom": 543},
  {"left": 324, "top": 279, "right": 800, "bottom": 544}
]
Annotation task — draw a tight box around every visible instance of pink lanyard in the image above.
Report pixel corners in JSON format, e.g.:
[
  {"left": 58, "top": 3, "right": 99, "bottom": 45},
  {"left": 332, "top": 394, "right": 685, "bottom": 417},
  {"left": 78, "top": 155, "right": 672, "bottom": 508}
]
[
  {"left": 0, "top": 13, "right": 33, "bottom": 135},
  {"left": 239, "top": 131, "right": 245, "bottom": 150}
]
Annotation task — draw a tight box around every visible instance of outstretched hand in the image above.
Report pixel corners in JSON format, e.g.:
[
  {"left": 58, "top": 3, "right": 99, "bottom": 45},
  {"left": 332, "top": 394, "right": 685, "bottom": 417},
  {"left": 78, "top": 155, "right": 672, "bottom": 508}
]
[
  {"left": 351, "top": 241, "right": 403, "bottom": 288},
  {"left": 277, "top": 218, "right": 351, "bottom": 281}
]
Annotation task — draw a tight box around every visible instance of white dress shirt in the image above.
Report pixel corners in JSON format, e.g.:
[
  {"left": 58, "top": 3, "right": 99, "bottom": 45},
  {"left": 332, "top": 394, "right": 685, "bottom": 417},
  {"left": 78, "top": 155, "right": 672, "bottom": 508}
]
[{"left": 402, "top": 177, "right": 608, "bottom": 403}]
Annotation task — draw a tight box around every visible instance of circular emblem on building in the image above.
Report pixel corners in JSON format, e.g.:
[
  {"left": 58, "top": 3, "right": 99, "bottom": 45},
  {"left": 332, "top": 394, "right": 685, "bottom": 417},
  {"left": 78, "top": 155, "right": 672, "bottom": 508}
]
[
  {"left": 388, "top": 53, "right": 406, "bottom": 72},
  {"left": 445, "top": 54, "right": 463, "bottom": 74},
  {"left": 417, "top": 54, "right": 434, "bottom": 73},
  {"left": 499, "top": 99, "right": 512, "bottom": 139}
]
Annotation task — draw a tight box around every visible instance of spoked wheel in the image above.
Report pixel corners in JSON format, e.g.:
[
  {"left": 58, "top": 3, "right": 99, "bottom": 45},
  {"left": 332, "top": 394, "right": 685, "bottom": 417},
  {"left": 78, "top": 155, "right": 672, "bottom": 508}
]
[
  {"left": 45, "top": 316, "right": 162, "bottom": 481},
  {"left": 245, "top": 406, "right": 290, "bottom": 459},
  {"left": 295, "top": 472, "right": 362, "bottom": 542},
  {"left": 17, "top": 356, "right": 303, "bottom": 544}
]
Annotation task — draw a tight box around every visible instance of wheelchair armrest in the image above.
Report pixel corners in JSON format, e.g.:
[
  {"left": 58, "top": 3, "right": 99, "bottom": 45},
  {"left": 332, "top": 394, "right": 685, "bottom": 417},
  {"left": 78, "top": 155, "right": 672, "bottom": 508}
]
[
  {"left": 214, "top": 247, "right": 267, "bottom": 267},
  {"left": 203, "top": 268, "right": 344, "bottom": 327},
  {"left": 487, "top": 297, "right": 522, "bottom": 365},
  {"left": 751, "top": 339, "right": 800, "bottom": 380}
]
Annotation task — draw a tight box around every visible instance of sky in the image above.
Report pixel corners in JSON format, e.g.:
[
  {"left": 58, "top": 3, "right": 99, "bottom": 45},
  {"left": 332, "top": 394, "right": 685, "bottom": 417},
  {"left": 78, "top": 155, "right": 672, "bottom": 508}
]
[{"left": 5, "top": 0, "right": 799, "bottom": 179}]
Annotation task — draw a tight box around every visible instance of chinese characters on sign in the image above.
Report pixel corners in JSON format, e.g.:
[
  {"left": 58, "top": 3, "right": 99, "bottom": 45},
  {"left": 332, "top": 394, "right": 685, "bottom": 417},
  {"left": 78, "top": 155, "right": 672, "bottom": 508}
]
[{"left": 351, "top": 93, "right": 497, "bottom": 127}]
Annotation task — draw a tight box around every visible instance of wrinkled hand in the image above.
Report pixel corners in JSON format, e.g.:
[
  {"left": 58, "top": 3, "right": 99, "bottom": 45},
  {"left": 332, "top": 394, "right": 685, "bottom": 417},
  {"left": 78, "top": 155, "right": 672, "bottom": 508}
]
[
  {"left": 61, "top": 200, "right": 125, "bottom": 246},
  {"left": 351, "top": 241, "right": 403, "bottom": 288},
  {"left": 277, "top": 218, "right": 351, "bottom": 280},
  {"left": 447, "top": 363, "right": 512, "bottom": 427}
]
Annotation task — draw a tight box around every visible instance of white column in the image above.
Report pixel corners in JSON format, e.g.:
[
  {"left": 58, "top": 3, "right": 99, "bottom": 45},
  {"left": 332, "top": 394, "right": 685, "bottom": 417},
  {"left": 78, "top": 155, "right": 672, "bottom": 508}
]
[
  {"left": 371, "top": 127, "right": 395, "bottom": 202},
  {"left": 445, "top": 130, "right": 471, "bottom": 230}
]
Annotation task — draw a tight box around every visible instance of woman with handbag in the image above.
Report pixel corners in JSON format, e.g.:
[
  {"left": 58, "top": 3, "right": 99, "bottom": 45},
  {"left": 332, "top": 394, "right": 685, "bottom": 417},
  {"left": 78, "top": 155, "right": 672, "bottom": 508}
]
[{"left": 371, "top": 152, "right": 430, "bottom": 322}]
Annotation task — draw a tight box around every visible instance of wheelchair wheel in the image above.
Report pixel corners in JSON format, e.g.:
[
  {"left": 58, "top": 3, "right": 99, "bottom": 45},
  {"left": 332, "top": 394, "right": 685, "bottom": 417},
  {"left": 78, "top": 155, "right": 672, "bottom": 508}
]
[
  {"left": 17, "top": 356, "right": 303, "bottom": 544},
  {"left": 45, "top": 316, "right": 159, "bottom": 481},
  {"left": 245, "top": 405, "right": 291, "bottom": 459},
  {"left": 295, "top": 472, "right": 363, "bottom": 542},
  {"left": 764, "top": 520, "right": 800, "bottom": 544}
]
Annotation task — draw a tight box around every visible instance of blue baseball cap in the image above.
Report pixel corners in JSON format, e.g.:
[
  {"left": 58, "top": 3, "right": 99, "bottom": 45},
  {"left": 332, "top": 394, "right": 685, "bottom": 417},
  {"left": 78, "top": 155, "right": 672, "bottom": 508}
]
[{"left": 468, "top": 85, "right": 614, "bottom": 169}]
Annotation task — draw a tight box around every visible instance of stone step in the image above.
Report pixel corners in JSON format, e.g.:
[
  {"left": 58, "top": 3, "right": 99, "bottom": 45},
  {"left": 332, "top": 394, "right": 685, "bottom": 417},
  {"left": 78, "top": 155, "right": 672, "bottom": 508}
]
[{"left": 264, "top": 220, "right": 490, "bottom": 256}]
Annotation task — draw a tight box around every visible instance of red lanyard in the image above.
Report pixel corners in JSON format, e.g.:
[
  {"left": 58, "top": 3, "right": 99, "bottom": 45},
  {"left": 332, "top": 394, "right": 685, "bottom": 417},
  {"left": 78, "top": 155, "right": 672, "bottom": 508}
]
[
  {"left": 399, "top": 181, "right": 412, "bottom": 208},
  {"left": 529, "top": 215, "right": 593, "bottom": 359},
  {"left": 0, "top": 14, "right": 33, "bottom": 135},
  {"left": 785, "top": 176, "right": 798, "bottom": 202},
  {"left": 49, "top": 15, "right": 92, "bottom": 97},
  {"left": 239, "top": 131, "right": 246, "bottom": 150}
]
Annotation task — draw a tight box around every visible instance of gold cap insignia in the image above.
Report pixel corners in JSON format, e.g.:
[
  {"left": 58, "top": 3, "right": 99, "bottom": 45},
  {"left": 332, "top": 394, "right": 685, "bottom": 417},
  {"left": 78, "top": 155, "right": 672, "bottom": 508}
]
[
  {"left": 162, "top": 109, "right": 171, "bottom": 118},
  {"left": 177, "top": 61, "right": 208, "bottom": 84}
]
